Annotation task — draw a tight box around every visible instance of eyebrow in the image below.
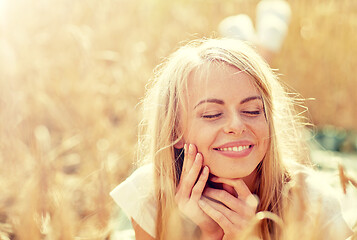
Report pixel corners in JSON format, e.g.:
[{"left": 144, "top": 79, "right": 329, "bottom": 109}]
[
  {"left": 194, "top": 95, "right": 262, "bottom": 109},
  {"left": 240, "top": 96, "right": 262, "bottom": 104}
]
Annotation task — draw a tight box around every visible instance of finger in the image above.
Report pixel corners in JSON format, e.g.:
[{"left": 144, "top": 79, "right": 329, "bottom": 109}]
[
  {"left": 247, "top": 194, "right": 259, "bottom": 210},
  {"left": 202, "top": 197, "right": 248, "bottom": 229},
  {"left": 210, "top": 177, "right": 252, "bottom": 201},
  {"left": 191, "top": 166, "right": 209, "bottom": 201},
  {"left": 203, "top": 187, "right": 249, "bottom": 217},
  {"left": 180, "top": 143, "right": 188, "bottom": 178},
  {"left": 211, "top": 177, "right": 259, "bottom": 215},
  {"left": 205, "top": 197, "right": 246, "bottom": 225},
  {"left": 198, "top": 198, "right": 243, "bottom": 232},
  {"left": 181, "top": 144, "right": 197, "bottom": 179},
  {"left": 179, "top": 152, "right": 203, "bottom": 198}
]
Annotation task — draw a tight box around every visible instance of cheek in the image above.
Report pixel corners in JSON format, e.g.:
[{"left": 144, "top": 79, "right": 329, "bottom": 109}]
[
  {"left": 252, "top": 120, "right": 270, "bottom": 145},
  {"left": 184, "top": 120, "right": 212, "bottom": 142},
  {"left": 263, "top": 123, "right": 270, "bottom": 139},
  {"left": 184, "top": 132, "right": 206, "bottom": 149},
  {"left": 184, "top": 124, "right": 217, "bottom": 157},
  {"left": 260, "top": 123, "right": 270, "bottom": 150}
]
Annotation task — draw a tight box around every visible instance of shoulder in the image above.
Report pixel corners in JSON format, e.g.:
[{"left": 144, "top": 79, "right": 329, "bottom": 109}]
[
  {"left": 110, "top": 164, "right": 156, "bottom": 204},
  {"left": 288, "top": 162, "right": 342, "bottom": 212},
  {"left": 110, "top": 164, "right": 157, "bottom": 238},
  {"left": 288, "top": 162, "right": 352, "bottom": 239}
]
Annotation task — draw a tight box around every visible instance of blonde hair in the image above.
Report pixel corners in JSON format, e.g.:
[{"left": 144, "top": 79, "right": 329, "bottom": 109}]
[{"left": 138, "top": 38, "right": 310, "bottom": 239}]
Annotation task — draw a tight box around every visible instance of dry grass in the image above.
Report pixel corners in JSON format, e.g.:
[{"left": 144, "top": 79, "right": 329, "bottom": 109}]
[{"left": 0, "top": 0, "right": 356, "bottom": 239}]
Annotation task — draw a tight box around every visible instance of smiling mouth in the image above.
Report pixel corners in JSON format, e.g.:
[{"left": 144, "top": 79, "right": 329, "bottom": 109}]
[{"left": 213, "top": 145, "right": 253, "bottom": 152}]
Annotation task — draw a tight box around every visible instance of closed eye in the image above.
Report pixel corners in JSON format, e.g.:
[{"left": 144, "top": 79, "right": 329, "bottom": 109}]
[
  {"left": 242, "top": 111, "right": 261, "bottom": 116},
  {"left": 202, "top": 113, "right": 222, "bottom": 119}
]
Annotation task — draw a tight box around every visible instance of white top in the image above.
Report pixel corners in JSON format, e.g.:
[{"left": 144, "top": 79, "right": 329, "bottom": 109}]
[
  {"left": 110, "top": 164, "right": 157, "bottom": 238},
  {"left": 110, "top": 163, "right": 352, "bottom": 239}
]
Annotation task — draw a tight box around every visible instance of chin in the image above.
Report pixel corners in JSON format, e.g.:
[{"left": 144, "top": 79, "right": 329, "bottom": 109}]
[
  {"left": 210, "top": 169, "right": 252, "bottom": 179},
  {"left": 207, "top": 160, "right": 259, "bottom": 178}
]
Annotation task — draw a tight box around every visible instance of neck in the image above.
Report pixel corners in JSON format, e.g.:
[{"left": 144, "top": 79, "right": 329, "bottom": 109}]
[{"left": 243, "top": 168, "right": 259, "bottom": 193}]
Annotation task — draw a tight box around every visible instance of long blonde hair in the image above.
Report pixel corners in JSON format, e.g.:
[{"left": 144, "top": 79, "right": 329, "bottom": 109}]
[{"left": 138, "top": 38, "right": 310, "bottom": 239}]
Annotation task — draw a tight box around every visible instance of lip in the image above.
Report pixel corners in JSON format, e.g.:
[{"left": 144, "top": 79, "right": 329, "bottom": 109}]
[
  {"left": 215, "top": 140, "right": 253, "bottom": 149},
  {"left": 213, "top": 140, "right": 254, "bottom": 158}
]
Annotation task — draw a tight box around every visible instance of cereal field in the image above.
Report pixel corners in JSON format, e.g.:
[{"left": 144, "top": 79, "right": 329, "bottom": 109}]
[{"left": 0, "top": 0, "right": 356, "bottom": 239}]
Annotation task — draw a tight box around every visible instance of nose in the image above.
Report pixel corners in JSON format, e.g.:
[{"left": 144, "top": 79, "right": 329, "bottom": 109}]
[{"left": 223, "top": 113, "right": 245, "bottom": 135}]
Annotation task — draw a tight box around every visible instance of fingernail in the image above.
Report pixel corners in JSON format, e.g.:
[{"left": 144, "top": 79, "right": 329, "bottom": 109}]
[
  {"left": 247, "top": 194, "right": 259, "bottom": 209},
  {"left": 202, "top": 166, "right": 208, "bottom": 175},
  {"left": 184, "top": 144, "right": 187, "bottom": 152},
  {"left": 189, "top": 144, "right": 195, "bottom": 154},
  {"left": 195, "top": 152, "right": 202, "bottom": 162}
]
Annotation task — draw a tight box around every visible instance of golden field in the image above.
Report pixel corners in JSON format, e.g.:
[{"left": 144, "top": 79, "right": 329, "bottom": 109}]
[{"left": 0, "top": 0, "right": 356, "bottom": 239}]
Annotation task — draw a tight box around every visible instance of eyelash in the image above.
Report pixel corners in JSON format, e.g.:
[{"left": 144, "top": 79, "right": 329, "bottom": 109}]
[
  {"left": 242, "top": 110, "right": 261, "bottom": 116},
  {"left": 201, "top": 113, "right": 222, "bottom": 119},
  {"left": 202, "top": 111, "right": 261, "bottom": 119}
]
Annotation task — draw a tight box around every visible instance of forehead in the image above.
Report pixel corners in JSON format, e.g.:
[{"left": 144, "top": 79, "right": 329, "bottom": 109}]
[{"left": 186, "top": 62, "right": 260, "bottom": 105}]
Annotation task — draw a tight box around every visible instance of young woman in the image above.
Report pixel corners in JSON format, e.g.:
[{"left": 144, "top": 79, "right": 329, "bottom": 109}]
[{"left": 111, "top": 38, "right": 352, "bottom": 240}]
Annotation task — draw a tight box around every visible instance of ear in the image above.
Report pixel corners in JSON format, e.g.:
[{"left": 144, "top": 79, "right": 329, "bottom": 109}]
[{"left": 174, "top": 138, "right": 185, "bottom": 149}]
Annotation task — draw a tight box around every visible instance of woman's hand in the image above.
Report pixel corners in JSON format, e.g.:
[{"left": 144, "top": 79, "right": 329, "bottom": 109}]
[
  {"left": 175, "top": 144, "right": 223, "bottom": 240},
  {"left": 199, "top": 177, "right": 258, "bottom": 240}
]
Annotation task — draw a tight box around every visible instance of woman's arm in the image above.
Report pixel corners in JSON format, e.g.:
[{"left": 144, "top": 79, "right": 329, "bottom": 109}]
[{"left": 131, "top": 218, "right": 155, "bottom": 240}]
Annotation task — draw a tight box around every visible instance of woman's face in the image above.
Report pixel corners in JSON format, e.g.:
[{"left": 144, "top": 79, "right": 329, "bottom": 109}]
[{"left": 179, "top": 63, "right": 270, "bottom": 179}]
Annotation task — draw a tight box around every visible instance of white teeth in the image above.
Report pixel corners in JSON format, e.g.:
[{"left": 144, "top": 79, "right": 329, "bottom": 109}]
[{"left": 218, "top": 145, "right": 250, "bottom": 152}]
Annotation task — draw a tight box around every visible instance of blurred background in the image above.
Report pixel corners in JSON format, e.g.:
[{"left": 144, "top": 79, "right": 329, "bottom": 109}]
[{"left": 0, "top": 0, "right": 356, "bottom": 239}]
